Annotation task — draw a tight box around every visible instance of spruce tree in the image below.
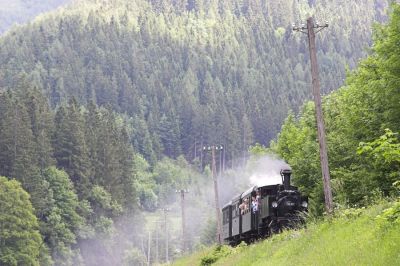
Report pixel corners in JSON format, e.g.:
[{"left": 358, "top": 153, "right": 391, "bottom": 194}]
[{"left": 53, "top": 99, "right": 90, "bottom": 198}]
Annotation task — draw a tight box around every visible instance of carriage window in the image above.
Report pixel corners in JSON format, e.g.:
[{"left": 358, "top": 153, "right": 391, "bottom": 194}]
[
  {"left": 241, "top": 196, "right": 251, "bottom": 215},
  {"left": 223, "top": 210, "right": 229, "bottom": 224},
  {"left": 232, "top": 203, "right": 239, "bottom": 218},
  {"left": 263, "top": 189, "right": 274, "bottom": 196}
]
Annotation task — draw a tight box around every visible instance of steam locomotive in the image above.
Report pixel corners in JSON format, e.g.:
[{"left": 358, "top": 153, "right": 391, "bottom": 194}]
[{"left": 221, "top": 169, "right": 308, "bottom": 245}]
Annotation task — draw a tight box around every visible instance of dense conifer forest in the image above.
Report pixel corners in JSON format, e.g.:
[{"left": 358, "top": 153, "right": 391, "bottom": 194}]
[
  {"left": 0, "top": 0, "right": 398, "bottom": 265},
  {"left": 0, "top": 0, "right": 389, "bottom": 163}
]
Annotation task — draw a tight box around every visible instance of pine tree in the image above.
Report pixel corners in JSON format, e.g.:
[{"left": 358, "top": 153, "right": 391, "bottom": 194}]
[
  {"left": 17, "top": 85, "right": 55, "bottom": 171},
  {"left": 53, "top": 98, "right": 90, "bottom": 198},
  {"left": 0, "top": 89, "right": 38, "bottom": 189}
]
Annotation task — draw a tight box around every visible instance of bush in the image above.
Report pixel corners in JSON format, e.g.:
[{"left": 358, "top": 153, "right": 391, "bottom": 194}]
[
  {"left": 200, "top": 245, "right": 233, "bottom": 266},
  {"left": 376, "top": 200, "right": 400, "bottom": 230}
]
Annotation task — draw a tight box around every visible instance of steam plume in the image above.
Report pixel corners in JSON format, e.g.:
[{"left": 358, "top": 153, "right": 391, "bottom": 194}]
[{"left": 248, "top": 156, "right": 291, "bottom": 187}]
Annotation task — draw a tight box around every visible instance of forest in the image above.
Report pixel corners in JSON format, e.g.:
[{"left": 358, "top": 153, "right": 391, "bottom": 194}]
[
  {"left": 0, "top": 83, "right": 207, "bottom": 265},
  {"left": 0, "top": 0, "right": 389, "bottom": 164},
  {"left": 0, "top": 0, "right": 398, "bottom": 265}
]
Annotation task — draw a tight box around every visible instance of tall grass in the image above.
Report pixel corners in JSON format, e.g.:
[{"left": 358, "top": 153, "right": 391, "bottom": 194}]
[{"left": 173, "top": 200, "right": 400, "bottom": 266}]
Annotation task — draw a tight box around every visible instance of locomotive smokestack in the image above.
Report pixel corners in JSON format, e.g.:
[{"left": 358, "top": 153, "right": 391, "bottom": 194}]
[{"left": 280, "top": 169, "right": 292, "bottom": 190}]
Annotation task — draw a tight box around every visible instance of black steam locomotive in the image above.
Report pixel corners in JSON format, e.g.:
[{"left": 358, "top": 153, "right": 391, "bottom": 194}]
[{"left": 221, "top": 169, "right": 308, "bottom": 245}]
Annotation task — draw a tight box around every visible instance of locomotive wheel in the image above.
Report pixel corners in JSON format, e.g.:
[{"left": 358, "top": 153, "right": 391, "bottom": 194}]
[{"left": 268, "top": 223, "right": 280, "bottom": 237}]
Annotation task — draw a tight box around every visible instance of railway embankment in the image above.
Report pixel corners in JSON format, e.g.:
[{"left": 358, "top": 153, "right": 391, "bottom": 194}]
[{"left": 173, "top": 200, "right": 400, "bottom": 266}]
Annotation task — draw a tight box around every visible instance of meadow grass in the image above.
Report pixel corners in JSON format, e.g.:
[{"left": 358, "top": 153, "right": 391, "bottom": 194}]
[
  {"left": 173, "top": 201, "right": 400, "bottom": 266},
  {"left": 172, "top": 246, "right": 215, "bottom": 266}
]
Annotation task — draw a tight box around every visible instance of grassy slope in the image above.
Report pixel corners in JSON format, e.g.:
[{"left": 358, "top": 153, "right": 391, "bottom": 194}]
[{"left": 173, "top": 201, "right": 400, "bottom": 266}]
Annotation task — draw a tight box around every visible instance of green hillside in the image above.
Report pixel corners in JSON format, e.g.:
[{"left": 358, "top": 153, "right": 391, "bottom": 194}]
[
  {"left": 0, "top": 1, "right": 399, "bottom": 265},
  {"left": 174, "top": 200, "right": 400, "bottom": 266},
  {"left": 0, "top": 0, "right": 390, "bottom": 162}
]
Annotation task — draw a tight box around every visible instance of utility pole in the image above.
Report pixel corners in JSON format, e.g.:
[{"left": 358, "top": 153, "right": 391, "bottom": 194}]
[
  {"left": 203, "top": 145, "right": 223, "bottom": 244},
  {"left": 219, "top": 146, "right": 223, "bottom": 175},
  {"left": 141, "top": 235, "right": 144, "bottom": 255},
  {"left": 293, "top": 17, "right": 334, "bottom": 213},
  {"left": 176, "top": 189, "right": 189, "bottom": 253},
  {"left": 154, "top": 221, "right": 160, "bottom": 264},
  {"left": 223, "top": 144, "right": 226, "bottom": 172},
  {"left": 161, "top": 208, "right": 170, "bottom": 264},
  {"left": 194, "top": 138, "right": 197, "bottom": 160},
  {"left": 147, "top": 231, "right": 151, "bottom": 266}
]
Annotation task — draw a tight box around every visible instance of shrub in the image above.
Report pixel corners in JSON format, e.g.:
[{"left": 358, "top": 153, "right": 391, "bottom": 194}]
[
  {"left": 376, "top": 200, "right": 400, "bottom": 230},
  {"left": 200, "top": 245, "right": 233, "bottom": 266}
]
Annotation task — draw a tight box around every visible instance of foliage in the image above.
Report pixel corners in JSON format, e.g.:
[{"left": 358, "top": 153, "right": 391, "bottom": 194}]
[
  {"left": 0, "top": 176, "right": 43, "bottom": 266},
  {"left": 358, "top": 128, "right": 400, "bottom": 171},
  {"left": 0, "top": 85, "right": 140, "bottom": 264},
  {"left": 122, "top": 247, "right": 147, "bottom": 266},
  {"left": 200, "top": 218, "right": 217, "bottom": 246},
  {"left": 88, "top": 185, "right": 121, "bottom": 236},
  {"left": 248, "top": 143, "right": 270, "bottom": 157},
  {"left": 335, "top": 207, "right": 365, "bottom": 220},
  {"left": 271, "top": 3, "right": 400, "bottom": 214},
  {"left": 375, "top": 181, "right": 400, "bottom": 229},
  {"left": 200, "top": 245, "right": 233, "bottom": 266},
  {"left": 40, "top": 167, "right": 84, "bottom": 265},
  {"left": 0, "top": 83, "right": 214, "bottom": 264},
  {"left": 376, "top": 200, "right": 400, "bottom": 230},
  {"left": 0, "top": 0, "right": 397, "bottom": 264},
  {"left": 0, "top": 0, "right": 389, "bottom": 165}
]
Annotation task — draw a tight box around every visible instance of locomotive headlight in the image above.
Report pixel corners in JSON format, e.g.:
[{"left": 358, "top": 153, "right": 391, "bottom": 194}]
[
  {"left": 301, "top": 201, "right": 308, "bottom": 208},
  {"left": 272, "top": 201, "right": 278, "bottom": 208}
]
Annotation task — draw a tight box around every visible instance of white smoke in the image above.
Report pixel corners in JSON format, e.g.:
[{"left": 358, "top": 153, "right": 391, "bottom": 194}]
[{"left": 248, "top": 156, "right": 291, "bottom": 187}]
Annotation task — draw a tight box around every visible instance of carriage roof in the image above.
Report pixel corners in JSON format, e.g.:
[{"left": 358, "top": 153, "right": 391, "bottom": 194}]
[{"left": 241, "top": 185, "right": 258, "bottom": 198}]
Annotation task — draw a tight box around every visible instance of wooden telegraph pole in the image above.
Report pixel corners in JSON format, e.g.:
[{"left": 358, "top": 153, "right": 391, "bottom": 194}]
[
  {"left": 203, "top": 145, "right": 223, "bottom": 244},
  {"left": 147, "top": 231, "right": 151, "bottom": 266},
  {"left": 154, "top": 220, "right": 160, "bottom": 264},
  {"left": 176, "top": 189, "right": 189, "bottom": 253},
  {"left": 293, "top": 18, "right": 334, "bottom": 213},
  {"left": 161, "top": 208, "right": 170, "bottom": 263}
]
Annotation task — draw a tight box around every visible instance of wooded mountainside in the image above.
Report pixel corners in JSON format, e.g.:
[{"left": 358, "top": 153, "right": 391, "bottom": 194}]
[
  {"left": 0, "top": 82, "right": 211, "bottom": 265},
  {"left": 0, "top": 0, "right": 397, "bottom": 265},
  {"left": 0, "top": 0, "right": 389, "bottom": 164}
]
